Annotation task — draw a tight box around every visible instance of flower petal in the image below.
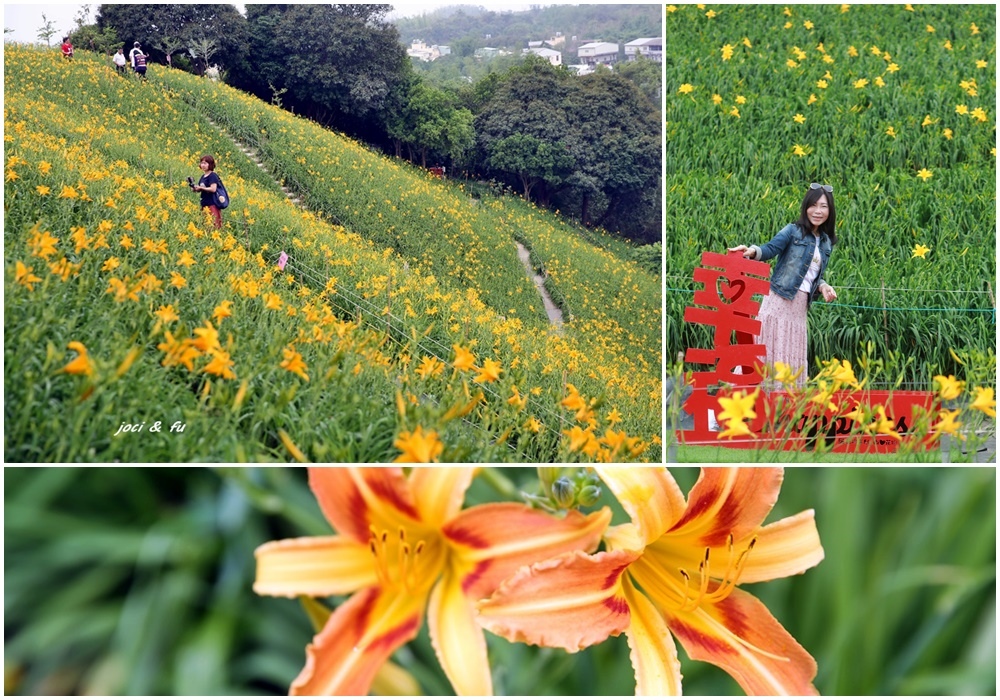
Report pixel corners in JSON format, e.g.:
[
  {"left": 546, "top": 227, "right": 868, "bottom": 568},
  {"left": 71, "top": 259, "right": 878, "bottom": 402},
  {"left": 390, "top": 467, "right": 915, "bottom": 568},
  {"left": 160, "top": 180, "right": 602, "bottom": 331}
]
[
  {"left": 410, "top": 467, "right": 476, "bottom": 529},
  {"left": 664, "top": 588, "right": 818, "bottom": 696},
  {"left": 291, "top": 587, "right": 424, "bottom": 696},
  {"left": 737, "top": 510, "right": 824, "bottom": 584},
  {"left": 476, "top": 549, "right": 637, "bottom": 652},
  {"left": 254, "top": 536, "right": 376, "bottom": 597},
  {"left": 444, "top": 503, "right": 611, "bottom": 599},
  {"left": 309, "top": 467, "right": 421, "bottom": 543},
  {"left": 428, "top": 564, "right": 492, "bottom": 695},
  {"left": 596, "top": 467, "right": 686, "bottom": 544},
  {"left": 669, "top": 467, "right": 784, "bottom": 547},
  {"left": 622, "top": 575, "right": 683, "bottom": 696}
]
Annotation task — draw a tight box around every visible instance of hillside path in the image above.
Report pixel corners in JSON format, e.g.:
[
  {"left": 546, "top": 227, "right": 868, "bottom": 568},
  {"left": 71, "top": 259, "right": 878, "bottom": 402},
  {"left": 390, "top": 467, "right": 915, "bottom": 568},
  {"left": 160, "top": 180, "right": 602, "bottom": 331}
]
[
  {"left": 206, "top": 115, "right": 565, "bottom": 330},
  {"left": 516, "top": 241, "right": 564, "bottom": 330}
]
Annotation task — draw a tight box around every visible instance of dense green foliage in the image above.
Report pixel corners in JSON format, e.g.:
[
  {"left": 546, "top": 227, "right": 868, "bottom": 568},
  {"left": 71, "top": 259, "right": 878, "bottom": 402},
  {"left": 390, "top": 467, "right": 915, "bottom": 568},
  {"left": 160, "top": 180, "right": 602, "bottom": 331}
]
[
  {"left": 665, "top": 4, "right": 996, "bottom": 385},
  {"left": 4, "top": 467, "right": 995, "bottom": 695}
]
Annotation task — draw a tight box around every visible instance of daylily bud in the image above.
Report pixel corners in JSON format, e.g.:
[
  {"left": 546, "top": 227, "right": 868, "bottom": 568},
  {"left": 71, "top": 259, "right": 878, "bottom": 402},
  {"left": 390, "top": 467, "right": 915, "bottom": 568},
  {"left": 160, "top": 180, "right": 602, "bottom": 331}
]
[
  {"left": 551, "top": 477, "right": 575, "bottom": 508},
  {"left": 537, "top": 467, "right": 563, "bottom": 490},
  {"left": 577, "top": 484, "right": 601, "bottom": 507}
]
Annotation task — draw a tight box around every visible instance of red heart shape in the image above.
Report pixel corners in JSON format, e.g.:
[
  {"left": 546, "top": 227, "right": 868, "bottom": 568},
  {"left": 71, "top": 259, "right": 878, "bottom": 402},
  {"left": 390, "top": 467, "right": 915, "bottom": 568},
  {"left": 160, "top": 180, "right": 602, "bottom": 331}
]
[{"left": 719, "top": 278, "right": 746, "bottom": 302}]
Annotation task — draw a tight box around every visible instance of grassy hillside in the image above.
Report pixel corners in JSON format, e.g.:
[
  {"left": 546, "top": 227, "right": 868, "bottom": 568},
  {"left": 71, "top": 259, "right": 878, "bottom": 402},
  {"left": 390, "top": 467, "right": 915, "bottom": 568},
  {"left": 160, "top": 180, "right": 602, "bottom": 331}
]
[
  {"left": 4, "top": 46, "right": 661, "bottom": 462},
  {"left": 665, "top": 4, "right": 995, "bottom": 386}
]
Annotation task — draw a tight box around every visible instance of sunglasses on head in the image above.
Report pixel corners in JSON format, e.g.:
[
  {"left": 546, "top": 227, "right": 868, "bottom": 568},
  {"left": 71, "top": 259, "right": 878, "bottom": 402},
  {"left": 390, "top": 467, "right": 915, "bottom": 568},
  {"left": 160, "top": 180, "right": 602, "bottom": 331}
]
[{"left": 809, "top": 183, "right": 834, "bottom": 193}]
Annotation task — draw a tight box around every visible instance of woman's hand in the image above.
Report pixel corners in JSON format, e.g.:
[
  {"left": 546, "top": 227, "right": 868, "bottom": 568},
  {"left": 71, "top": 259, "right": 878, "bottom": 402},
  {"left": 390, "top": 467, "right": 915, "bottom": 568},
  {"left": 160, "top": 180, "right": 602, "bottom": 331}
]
[
  {"left": 819, "top": 283, "right": 837, "bottom": 302},
  {"left": 727, "top": 245, "right": 755, "bottom": 259}
]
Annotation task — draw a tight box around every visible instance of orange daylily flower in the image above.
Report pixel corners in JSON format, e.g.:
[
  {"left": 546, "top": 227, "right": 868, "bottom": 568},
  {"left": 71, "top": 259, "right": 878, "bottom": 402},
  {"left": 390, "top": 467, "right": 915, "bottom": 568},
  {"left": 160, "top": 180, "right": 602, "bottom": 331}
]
[
  {"left": 254, "top": 468, "right": 610, "bottom": 696},
  {"left": 61, "top": 341, "right": 95, "bottom": 376},
  {"left": 479, "top": 467, "right": 824, "bottom": 696}
]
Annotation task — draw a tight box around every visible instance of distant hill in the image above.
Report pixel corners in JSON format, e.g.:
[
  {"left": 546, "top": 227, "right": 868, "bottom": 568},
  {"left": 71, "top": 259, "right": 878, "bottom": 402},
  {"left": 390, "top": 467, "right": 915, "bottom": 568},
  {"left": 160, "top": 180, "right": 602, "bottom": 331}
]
[{"left": 394, "top": 4, "right": 660, "bottom": 53}]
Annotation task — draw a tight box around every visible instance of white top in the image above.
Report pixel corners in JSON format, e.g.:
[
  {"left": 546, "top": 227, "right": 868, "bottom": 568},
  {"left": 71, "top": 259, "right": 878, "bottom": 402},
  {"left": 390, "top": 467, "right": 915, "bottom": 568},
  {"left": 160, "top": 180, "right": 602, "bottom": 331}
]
[
  {"left": 113, "top": 52, "right": 127, "bottom": 67},
  {"left": 798, "top": 237, "right": 822, "bottom": 293}
]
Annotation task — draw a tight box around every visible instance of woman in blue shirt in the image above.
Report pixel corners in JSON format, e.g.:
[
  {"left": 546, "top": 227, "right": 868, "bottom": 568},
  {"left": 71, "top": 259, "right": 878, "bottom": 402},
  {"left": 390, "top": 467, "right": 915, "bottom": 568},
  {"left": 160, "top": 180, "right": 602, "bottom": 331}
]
[
  {"left": 729, "top": 184, "right": 838, "bottom": 387},
  {"left": 191, "top": 155, "right": 222, "bottom": 229}
]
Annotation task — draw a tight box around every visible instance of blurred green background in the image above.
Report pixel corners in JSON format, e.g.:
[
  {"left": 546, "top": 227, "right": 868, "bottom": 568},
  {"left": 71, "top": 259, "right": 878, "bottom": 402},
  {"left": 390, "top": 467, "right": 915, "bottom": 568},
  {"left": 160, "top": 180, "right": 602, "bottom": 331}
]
[{"left": 4, "top": 467, "right": 995, "bottom": 695}]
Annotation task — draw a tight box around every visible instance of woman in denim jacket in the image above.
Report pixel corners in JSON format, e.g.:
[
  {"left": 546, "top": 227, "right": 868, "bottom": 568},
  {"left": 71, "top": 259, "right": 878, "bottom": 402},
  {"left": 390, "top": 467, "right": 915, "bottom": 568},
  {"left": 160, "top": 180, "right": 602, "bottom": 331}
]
[{"left": 729, "top": 184, "right": 838, "bottom": 387}]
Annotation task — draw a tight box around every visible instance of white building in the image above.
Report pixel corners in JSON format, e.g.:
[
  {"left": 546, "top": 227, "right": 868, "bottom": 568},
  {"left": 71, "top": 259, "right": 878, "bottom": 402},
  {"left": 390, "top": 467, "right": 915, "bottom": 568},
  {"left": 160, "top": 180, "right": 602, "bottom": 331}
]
[
  {"left": 523, "top": 47, "right": 562, "bottom": 66},
  {"left": 407, "top": 40, "right": 449, "bottom": 62},
  {"left": 577, "top": 41, "right": 619, "bottom": 66},
  {"left": 625, "top": 37, "right": 662, "bottom": 63}
]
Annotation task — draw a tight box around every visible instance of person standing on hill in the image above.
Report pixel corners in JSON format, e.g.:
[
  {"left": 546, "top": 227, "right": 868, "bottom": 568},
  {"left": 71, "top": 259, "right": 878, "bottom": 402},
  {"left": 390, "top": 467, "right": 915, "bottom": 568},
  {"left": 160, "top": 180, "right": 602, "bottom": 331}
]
[
  {"left": 190, "top": 155, "right": 223, "bottom": 229},
  {"left": 728, "top": 183, "right": 839, "bottom": 387},
  {"left": 129, "top": 42, "right": 147, "bottom": 78},
  {"left": 113, "top": 47, "right": 127, "bottom": 75},
  {"left": 61, "top": 37, "right": 74, "bottom": 59}
]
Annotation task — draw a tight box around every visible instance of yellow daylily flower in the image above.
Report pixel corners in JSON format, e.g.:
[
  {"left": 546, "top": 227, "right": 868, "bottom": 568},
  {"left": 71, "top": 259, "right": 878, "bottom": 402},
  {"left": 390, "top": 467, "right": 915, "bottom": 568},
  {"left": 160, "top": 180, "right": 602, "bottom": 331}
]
[
  {"left": 451, "top": 344, "right": 477, "bottom": 372},
  {"left": 254, "top": 468, "right": 610, "bottom": 695},
  {"left": 61, "top": 341, "right": 95, "bottom": 376},
  {"left": 480, "top": 467, "right": 824, "bottom": 695},
  {"left": 930, "top": 409, "right": 963, "bottom": 441},
  {"left": 911, "top": 243, "right": 931, "bottom": 258},
  {"left": 933, "top": 375, "right": 965, "bottom": 401},
  {"left": 474, "top": 357, "right": 502, "bottom": 383},
  {"left": 970, "top": 387, "right": 996, "bottom": 417},
  {"left": 280, "top": 345, "right": 309, "bottom": 381}
]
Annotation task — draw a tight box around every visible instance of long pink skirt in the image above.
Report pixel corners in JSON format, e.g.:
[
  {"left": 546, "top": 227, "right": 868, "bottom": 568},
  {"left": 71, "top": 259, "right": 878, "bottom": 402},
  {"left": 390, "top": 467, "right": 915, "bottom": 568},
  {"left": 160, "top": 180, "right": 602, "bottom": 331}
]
[{"left": 755, "top": 290, "right": 809, "bottom": 388}]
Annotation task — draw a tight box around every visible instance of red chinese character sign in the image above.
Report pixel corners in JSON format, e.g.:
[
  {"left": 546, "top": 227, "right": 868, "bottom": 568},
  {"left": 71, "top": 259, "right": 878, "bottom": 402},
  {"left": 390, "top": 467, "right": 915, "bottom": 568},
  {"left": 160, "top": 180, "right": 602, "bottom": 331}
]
[
  {"left": 682, "top": 251, "right": 770, "bottom": 436},
  {"left": 676, "top": 251, "right": 936, "bottom": 453}
]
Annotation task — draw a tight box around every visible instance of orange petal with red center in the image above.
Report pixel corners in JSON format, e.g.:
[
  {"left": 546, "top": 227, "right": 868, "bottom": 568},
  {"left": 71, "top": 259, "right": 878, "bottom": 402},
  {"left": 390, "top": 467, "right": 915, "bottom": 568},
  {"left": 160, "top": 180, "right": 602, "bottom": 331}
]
[
  {"left": 669, "top": 467, "right": 784, "bottom": 547},
  {"left": 596, "top": 466, "right": 686, "bottom": 544},
  {"left": 444, "top": 503, "right": 611, "bottom": 600},
  {"left": 736, "top": 509, "right": 824, "bottom": 584},
  {"left": 254, "top": 535, "right": 377, "bottom": 597},
  {"left": 309, "top": 467, "right": 421, "bottom": 542},
  {"left": 428, "top": 564, "right": 492, "bottom": 695},
  {"left": 621, "top": 575, "right": 683, "bottom": 696},
  {"left": 410, "top": 467, "right": 476, "bottom": 529},
  {"left": 291, "top": 587, "right": 424, "bottom": 696},
  {"left": 476, "top": 549, "right": 637, "bottom": 652},
  {"left": 664, "top": 587, "right": 818, "bottom": 696}
]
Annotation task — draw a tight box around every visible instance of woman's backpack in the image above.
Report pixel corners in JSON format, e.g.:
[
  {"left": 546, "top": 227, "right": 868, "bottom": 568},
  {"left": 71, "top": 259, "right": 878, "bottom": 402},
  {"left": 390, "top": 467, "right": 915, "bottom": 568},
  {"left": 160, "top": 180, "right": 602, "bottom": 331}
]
[{"left": 213, "top": 177, "right": 230, "bottom": 209}]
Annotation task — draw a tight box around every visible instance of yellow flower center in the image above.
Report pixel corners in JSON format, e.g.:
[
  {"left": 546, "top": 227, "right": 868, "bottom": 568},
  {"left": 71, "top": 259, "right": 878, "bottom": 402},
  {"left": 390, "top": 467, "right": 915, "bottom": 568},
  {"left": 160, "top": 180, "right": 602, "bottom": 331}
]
[
  {"left": 368, "top": 524, "right": 438, "bottom": 593},
  {"left": 634, "top": 533, "right": 756, "bottom": 613}
]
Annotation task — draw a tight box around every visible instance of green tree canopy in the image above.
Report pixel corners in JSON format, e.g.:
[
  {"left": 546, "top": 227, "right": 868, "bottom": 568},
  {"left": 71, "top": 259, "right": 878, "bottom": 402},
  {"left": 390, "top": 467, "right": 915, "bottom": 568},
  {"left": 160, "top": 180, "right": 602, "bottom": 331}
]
[
  {"left": 232, "top": 4, "right": 409, "bottom": 142},
  {"left": 96, "top": 4, "right": 249, "bottom": 73}
]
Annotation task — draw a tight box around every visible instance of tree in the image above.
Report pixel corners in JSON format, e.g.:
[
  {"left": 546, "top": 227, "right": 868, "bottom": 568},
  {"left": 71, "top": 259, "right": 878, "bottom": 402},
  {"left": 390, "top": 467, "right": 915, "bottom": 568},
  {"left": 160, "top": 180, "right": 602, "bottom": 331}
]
[
  {"left": 231, "top": 5, "right": 409, "bottom": 143},
  {"left": 387, "top": 77, "right": 475, "bottom": 167},
  {"left": 487, "top": 133, "right": 573, "bottom": 202},
  {"left": 154, "top": 34, "right": 187, "bottom": 68},
  {"left": 37, "top": 14, "right": 57, "bottom": 47},
  {"left": 68, "top": 23, "right": 119, "bottom": 55},
  {"left": 188, "top": 36, "right": 218, "bottom": 74}
]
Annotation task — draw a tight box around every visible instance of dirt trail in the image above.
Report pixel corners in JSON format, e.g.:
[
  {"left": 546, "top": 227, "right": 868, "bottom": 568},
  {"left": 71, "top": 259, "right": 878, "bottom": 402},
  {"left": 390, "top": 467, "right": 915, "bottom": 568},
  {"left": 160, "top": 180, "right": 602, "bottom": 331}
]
[{"left": 515, "top": 241, "right": 564, "bottom": 330}]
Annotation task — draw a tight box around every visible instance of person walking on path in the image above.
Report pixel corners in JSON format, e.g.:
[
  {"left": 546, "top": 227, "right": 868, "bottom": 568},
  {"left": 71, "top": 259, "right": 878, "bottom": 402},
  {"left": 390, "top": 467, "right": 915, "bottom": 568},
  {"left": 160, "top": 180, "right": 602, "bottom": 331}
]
[
  {"left": 190, "top": 155, "right": 223, "bottom": 229},
  {"left": 728, "top": 183, "right": 839, "bottom": 387}
]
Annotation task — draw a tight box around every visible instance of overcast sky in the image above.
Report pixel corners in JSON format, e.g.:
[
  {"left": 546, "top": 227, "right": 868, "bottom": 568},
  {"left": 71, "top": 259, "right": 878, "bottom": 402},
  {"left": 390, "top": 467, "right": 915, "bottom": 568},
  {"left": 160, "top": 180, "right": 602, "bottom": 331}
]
[{"left": 2, "top": 3, "right": 545, "bottom": 45}]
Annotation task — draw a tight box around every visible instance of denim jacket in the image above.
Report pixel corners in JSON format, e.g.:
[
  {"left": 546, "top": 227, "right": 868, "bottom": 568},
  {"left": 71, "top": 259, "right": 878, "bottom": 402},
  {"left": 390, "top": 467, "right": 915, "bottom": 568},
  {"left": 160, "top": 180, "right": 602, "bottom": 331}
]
[{"left": 749, "top": 223, "right": 833, "bottom": 304}]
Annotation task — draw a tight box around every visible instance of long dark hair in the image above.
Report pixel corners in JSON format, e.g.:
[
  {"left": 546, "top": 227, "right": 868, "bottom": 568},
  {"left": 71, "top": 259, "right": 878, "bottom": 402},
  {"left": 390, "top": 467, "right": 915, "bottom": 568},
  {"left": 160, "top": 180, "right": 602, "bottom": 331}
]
[{"left": 794, "top": 186, "right": 837, "bottom": 245}]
